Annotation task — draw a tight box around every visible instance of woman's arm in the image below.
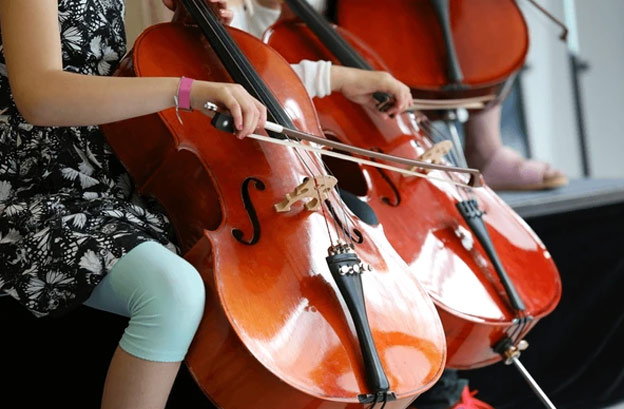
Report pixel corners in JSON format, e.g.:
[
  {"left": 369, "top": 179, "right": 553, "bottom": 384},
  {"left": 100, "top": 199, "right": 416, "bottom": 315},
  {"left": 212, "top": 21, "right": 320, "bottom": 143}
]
[
  {"left": 330, "top": 66, "right": 412, "bottom": 117},
  {"left": 0, "top": 0, "right": 264, "bottom": 137}
]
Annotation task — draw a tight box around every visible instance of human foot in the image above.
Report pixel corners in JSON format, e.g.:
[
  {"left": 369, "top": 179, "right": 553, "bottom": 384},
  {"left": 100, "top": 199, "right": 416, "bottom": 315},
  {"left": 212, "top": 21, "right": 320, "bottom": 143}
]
[{"left": 479, "top": 146, "right": 568, "bottom": 191}]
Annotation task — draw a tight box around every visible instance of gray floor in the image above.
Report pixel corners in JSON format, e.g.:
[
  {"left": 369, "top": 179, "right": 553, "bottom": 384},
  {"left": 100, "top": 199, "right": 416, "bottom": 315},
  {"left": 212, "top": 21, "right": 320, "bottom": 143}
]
[{"left": 497, "top": 177, "right": 624, "bottom": 218}]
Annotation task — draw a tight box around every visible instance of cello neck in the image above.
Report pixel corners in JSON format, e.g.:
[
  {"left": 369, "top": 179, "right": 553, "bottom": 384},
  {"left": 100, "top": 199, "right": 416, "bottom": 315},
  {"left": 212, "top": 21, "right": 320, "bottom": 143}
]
[
  {"left": 283, "top": 0, "right": 371, "bottom": 70},
  {"left": 180, "top": 0, "right": 295, "bottom": 129},
  {"left": 283, "top": 0, "right": 393, "bottom": 109}
]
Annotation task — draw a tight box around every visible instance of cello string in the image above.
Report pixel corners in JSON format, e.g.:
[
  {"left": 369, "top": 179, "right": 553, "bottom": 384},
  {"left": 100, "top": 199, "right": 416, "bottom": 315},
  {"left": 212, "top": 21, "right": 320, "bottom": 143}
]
[
  {"left": 419, "top": 119, "right": 465, "bottom": 182},
  {"left": 290, "top": 140, "right": 342, "bottom": 246},
  {"left": 517, "top": 311, "right": 529, "bottom": 342},
  {"left": 507, "top": 317, "right": 522, "bottom": 342},
  {"left": 414, "top": 117, "right": 463, "bottom": 177},
  {"left": 380, "top": 395, "right": 388, "bottom": 409},
  {"left": 407, "top": 111, "right": 466, "bottom": 176},
  {"left": 422, "top": 118, "right": 467, "bottom": 184},
  {"left": 257, "top": 123, "right": 363, "bottom": 246},
  {"left": 366, "top": 394, "right": 380, "bottom": 409},
  {"left": 313, "top": 171, "right": 341, "bottom": 247},
  {"left": 307, "top": 146, "right": 359, "bottom": 248},
  {"left": 209, "top": 2, "right": 357, "bottom": 244},
  {"left": 289, "top": 140, "right": 357, "bottom": 247},
  {"left": 415, "top": 119, "right": 470, "bottom": 203},
  {"left": 419, "top": 118, "right": 532, "bottom": 325},
  {"left": 419, "top": 119, "right": 474, "bottom": 202},
  {"left": 190, "top": 0, "right": 346, "bottom": 245},
  {"left": 188, "top": 2, "right": 438, "bottom": 400},
  {"left": 283, "top": 132, "right": 357, "bottom": 246},
  {"left": 422, "top": 119, "right": 532, "bottom": 331},
  {"left": 243, "top": 133, "right": 476, "bottom": 188}
]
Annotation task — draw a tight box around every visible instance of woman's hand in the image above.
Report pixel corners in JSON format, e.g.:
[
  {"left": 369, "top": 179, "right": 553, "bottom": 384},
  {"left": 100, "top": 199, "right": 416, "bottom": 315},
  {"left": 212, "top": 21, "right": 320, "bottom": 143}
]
[
  {"left": 330, "top": 66, "right": 412, "bottom": 117},
  {"left": 162, "top": 0, "right": 234, "bottom": 24},
  {"left": 191, "top": 81, "right": 267, "bottom": 139}
]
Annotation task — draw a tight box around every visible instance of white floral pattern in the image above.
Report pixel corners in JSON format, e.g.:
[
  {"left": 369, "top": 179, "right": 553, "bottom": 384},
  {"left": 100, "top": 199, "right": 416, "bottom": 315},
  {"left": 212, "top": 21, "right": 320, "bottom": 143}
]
[{"left": 0, "top": 0, "right": 177, "bottom": 317}]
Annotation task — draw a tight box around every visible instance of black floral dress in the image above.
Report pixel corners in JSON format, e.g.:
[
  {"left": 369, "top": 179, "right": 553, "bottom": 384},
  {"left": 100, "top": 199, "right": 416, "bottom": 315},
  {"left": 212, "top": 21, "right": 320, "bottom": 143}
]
[{"left": 0, "top": 0, "right": 177, "bottom": 318}]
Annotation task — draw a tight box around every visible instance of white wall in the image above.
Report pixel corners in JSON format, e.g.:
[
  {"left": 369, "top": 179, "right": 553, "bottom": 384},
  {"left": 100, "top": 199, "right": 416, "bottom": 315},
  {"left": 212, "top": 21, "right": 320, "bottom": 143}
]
[
  {"left": 575, "top": 0, "right": 624, "bottom": 177},
  {"left": 519, "top": 0, "right": 624, "bottom": 178}
]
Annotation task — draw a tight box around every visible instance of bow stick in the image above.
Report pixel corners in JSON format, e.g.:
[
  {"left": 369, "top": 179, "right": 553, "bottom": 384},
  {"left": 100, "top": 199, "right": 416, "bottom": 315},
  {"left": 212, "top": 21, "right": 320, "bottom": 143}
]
[
  {"left": 409, "top": 95, "right": 495, "bottom": 111},
  {"left": 203, "top": 102, "right": 483, "bottom": 188}
]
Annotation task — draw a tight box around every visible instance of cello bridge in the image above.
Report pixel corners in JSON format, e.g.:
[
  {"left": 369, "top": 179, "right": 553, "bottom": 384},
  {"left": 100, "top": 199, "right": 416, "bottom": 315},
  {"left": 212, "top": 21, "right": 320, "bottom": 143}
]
[
  {"left": 407, "top": 140, "right": 453, "bottom": 174},
  {"left": 274, "top": 175, "right": 337, "bottom": 213}
]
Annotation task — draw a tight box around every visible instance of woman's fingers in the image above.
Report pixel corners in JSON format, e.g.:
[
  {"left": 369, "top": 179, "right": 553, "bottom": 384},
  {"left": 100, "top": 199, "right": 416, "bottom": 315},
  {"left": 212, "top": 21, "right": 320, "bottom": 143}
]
[
  {"left": 223, "top": 95, "right": 244, "bottom": 133},
  {"left": 230, "top": 86, "right": 264, "bottom": 139},
  {"left": 385, "top": 88, "right": 410, "bottom": 116},
  {"left": 376, "top": 73, "right": 411, "bottom": 116},
  {"left": 333, "top": 66, "right": 413, "bottom": 117},
  {"left": 219, "top": 8, "right": 234, "bottom": 24},
  {"left": 194, "top": 82, "right": 267, "bottom": 138},
  {"left": 238, "top": 101, "right": 256, "bottom": 139},
  {"left": 208, "top": 0, "right": 233, "bottom": 24},
  {"left": 254, "top": 98, "right": 267, "bottom": 131}
]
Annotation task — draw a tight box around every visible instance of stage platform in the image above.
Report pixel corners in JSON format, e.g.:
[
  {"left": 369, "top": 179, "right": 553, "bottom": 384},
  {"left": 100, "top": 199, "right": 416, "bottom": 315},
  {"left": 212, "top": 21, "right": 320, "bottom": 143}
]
[{"left": 498, "top": 178, "right": 624, "bottom": 218}]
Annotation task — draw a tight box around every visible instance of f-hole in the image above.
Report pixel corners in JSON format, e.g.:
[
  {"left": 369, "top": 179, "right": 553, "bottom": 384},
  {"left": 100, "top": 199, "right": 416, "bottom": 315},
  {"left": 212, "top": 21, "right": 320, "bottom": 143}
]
[
  {"left": 232, "top": 177, "right": 265, "bottom": 245},
  {"left": 370, "top": 147, "right": 401, "bottom": 207}
]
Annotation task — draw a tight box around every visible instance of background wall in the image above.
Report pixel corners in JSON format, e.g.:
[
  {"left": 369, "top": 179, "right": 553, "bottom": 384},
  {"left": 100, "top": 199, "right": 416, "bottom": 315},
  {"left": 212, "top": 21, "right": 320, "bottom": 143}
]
[
  {"left": 518, "top": 0, "right": 624, "bottom": 179},
  {"left": 124, "top": 0, "right": 173, "bottom": 46}
]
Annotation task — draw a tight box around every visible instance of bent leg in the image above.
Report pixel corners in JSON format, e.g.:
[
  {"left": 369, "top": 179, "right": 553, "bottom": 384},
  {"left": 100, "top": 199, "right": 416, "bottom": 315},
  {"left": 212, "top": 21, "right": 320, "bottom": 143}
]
[
  {"left": 101, "top": 347, "right": 181, "bottom": 409},
  {"left": 84, "top": 241, "right": 206, "bottom": 409},
  {"left": 464, "top": 104, "right": 567, "bottom": 190}
]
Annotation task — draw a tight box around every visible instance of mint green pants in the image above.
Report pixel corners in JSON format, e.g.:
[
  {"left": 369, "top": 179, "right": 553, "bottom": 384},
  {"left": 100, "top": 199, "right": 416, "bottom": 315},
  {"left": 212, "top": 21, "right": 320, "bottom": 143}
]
[{"left": 84, "top": 241, "right": 205, "bottom": 362}]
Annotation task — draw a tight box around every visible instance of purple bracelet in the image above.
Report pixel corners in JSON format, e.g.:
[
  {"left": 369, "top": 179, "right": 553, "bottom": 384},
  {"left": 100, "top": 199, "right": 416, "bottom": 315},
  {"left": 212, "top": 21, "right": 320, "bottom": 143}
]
[{"left": 176, "top": 76, "right": 194, "bottom": 111}]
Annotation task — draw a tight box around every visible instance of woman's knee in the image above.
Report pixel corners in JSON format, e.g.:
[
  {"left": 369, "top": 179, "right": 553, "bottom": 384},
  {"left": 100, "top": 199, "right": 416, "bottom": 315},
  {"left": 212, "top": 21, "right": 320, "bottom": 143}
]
[
  {"left": 85, "top": 241, "right": 206, "bottom": 324},
  {"left": 103, "top": 241, "right": 206, "bottom": 362},
  {"left": 127, "top": 243, "right": 206, "bottom": 329},
  {"left": 148, "top": 257, "right": 206, "bottom": 329}
]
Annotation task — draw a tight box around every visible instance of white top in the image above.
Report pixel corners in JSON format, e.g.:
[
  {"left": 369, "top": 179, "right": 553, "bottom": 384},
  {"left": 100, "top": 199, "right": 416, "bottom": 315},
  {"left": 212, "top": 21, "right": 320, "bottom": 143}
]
[{"left": 229, "top": 0, "right": 332, "bottom": 98}]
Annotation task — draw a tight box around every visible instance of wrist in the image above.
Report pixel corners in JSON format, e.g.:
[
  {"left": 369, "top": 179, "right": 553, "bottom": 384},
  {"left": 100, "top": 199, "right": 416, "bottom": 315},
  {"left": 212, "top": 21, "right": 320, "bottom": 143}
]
[
  {"left": 190, "top": 81, "right": 222, "bottom": 112},
  {"left": 175, "top": 76, "right": 194, "bottom": 111},
  {"left": 330, "top": 65, "right": 349, "bottom": 93}
]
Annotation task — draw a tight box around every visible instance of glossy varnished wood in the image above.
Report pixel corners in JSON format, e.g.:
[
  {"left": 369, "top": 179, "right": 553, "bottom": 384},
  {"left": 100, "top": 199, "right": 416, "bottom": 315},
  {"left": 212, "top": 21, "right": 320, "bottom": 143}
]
[
  {"left": 336, "top": 0, "right": 529, "bottom": 99},
  {"left": 264, "top": 20, "right": 560, "bottom": 369},
  {"left": 102, "top": 23, "right": 445, "bottom": 408}
]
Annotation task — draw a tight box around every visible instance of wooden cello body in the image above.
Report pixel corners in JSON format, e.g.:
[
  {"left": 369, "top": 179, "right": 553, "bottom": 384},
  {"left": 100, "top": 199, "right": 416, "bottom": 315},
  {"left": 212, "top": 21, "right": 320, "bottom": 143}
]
[
  {"left": 101, "top": 2, "right": 446, "bottom": 407},
  {"left": 336, "top": 0, "right": 529, "bottom": 101},
  {"left": 264, "top": 2, "right": 560, "bottom": 369}
]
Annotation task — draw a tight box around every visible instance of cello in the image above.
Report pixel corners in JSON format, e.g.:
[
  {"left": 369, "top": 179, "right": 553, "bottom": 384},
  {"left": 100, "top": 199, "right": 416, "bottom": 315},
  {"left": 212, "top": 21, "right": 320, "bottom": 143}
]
[
  {"left": 101, "top": 0, "right": 447, "bottom": 407},
  {"left": 262, "top": 1, "right": 560, "bottom": 406},
  {"left": 334, "top": 0, "right": 568, "bottom": 158},
  {"left": 334, "top": 0, "right": 527, "bottom": 103},
  {"left": 335, "top": 0, "right": 567, "bottom": 103}
]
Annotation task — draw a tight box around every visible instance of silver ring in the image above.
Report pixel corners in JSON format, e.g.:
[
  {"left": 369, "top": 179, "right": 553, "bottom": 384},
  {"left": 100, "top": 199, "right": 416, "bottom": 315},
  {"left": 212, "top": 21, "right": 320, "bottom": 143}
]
[{"left": 203, "top": 101, "right": 219, "bottom": 112}]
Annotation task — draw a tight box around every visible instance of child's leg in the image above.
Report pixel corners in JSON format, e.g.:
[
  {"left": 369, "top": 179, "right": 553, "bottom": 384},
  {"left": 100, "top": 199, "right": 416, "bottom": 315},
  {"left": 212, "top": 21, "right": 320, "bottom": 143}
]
[
  {"left": 84, "top": 241, "right": 206, "bottom": 409},
  {"left": 101, "top": 347, "right": 181, "bottom": 409},
  {"left": 464, "top": 104, "right": 567, "bottom": 190},
  {"left": 463, "top": 103, "right": 503, "bottom": 170}
]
